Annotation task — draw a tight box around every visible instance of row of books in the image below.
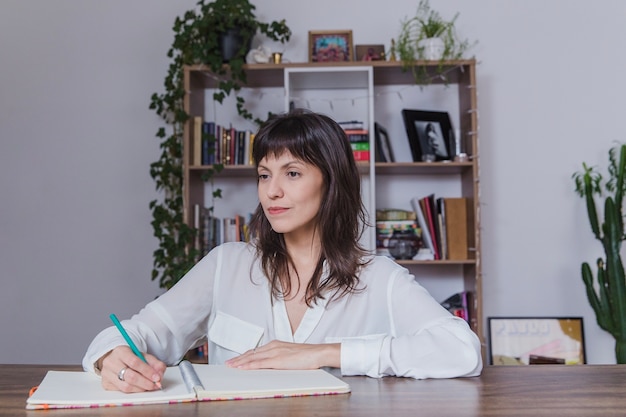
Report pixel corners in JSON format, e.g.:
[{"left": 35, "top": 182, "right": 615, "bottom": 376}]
[
  {"left": 346, "top": 128, "right": 370, "bottom": 162},
  {"left": 192, "top": 119, "right": 371, "bottom": 166},
  {"left": 375, "top": 195, "right": 469, "bottom": 261},
  {"left": 410, "top": 195, "right": 469, "bottom": 261},
  {"left": 192, "top": 117, "right": 256, "bottom": 167},
  {"left": 193, "top": 205, "right": 251, "bottom": 259}
]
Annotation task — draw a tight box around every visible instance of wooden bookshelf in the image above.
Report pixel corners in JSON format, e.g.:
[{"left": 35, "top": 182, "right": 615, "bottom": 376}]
[{"left": 182, "top": 60, "right": 483, "bottom": 357}]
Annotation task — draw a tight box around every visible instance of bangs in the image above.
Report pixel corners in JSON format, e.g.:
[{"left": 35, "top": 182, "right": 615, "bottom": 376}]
[{"left": 253, "top": 116, "right": 316, "bottom": 166}]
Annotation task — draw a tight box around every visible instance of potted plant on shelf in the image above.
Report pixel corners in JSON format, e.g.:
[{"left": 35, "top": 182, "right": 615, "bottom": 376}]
[
  {"left": 395, "top": 0, "right": 474, "bottom": 84},
  {"left": 149, "top": 0, "right": 291, "bottom": 290},
  {"left": 573, "top": 143, "right": 626, "bottom": 363}
]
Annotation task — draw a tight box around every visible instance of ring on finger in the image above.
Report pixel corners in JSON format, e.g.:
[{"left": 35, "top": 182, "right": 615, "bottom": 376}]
[{"left": 118, "top": 367, "right": 128, "bottom": 381}]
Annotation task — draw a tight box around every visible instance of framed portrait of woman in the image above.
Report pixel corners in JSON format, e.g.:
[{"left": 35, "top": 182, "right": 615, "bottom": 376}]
[{"left": 401, "top": 110, "right": 454, "bottom": 162}]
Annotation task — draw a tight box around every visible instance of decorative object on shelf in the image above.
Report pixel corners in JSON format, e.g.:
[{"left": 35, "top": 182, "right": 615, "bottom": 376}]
[
  {"left": 573, "top": 143, "right": 626, "bottom": 363},
  {"left": 387, "top": 229, "right": 421, "bottom": 260},
  {"left": 374, "top": 122, "right": 395, "bottom": 163},
  {"left": 401, "top": 109, "right": 454, "bottom": 162},
  {"left": 396, "top": 0, "right": 474, "bottom": 84},
  {"left": 245, "top": 45, "right": 271, "bottom": 64},
  {"left": 487, "top": 317, "right": 586, "bottom": 366},
  {"left": 388, "top": 39, "right": 397, "bottom": 61},
  {"left": 454, "top": 130, "right": 469, "bottom": 162},
  {"left": 148, "top": 0, "right": 291, "bottom": 290},
  {"left": 308, "top": 30, "right": 353, "bottom": 62},
  {"left": 355, "top": 44, "right": 385, "bottom": 61},
  {"left": 418, "top": 37, "right": 444, "bottom": 61},
  {"left": 271, "top": 52, "right": 283, "bottom": 64}
]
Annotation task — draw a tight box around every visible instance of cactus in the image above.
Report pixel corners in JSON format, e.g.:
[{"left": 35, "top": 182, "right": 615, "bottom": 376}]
[{"left": 573, "top": 143, "right": 626, "bottom": 363}]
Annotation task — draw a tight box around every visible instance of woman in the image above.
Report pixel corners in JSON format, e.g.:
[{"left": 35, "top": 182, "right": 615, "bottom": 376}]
[{"left": 83, "top": 110, "right": 482, "bottom": 392}]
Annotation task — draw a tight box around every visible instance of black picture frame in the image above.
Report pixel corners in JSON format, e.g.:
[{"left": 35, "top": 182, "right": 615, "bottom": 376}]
[
  {"left": 401, "top": 109, "right": 454, "bottom": 162},
  {"left": 487, "top": 317, "right": 586, "bottom": 366},
  {"left": 374, "top": 122, "right": 395, "bottom": 163}
]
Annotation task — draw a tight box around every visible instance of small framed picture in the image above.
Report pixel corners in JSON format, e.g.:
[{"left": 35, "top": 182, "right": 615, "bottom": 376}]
[
  {"left": 309, "top": 30, "right": 353, "bottom": 63},
  {"left": 487, "top": 317, "right": 586, "bottom": 365},
  {"left": 401, "top": 109, "right": 454, "bottom": 162},
  {"left": 374, "top": 122, "right": 395, "bottom": 162},
  {"left": 355, "top": 44, "right": 385, "bottom": 61}
]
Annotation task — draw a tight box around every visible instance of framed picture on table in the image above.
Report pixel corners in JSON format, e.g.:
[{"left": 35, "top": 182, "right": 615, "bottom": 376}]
[
  {"left": 309, "top": 30, "right": 353, "bottom": 62},
  {"left": 401, "top": 109, "right": 454, "bottom": 162},
  {"left": 487, "top": 317, "right": 586, "bottom": 365},
  {"left": 355, "top": 44, "right": 385, "bottom": 61}
]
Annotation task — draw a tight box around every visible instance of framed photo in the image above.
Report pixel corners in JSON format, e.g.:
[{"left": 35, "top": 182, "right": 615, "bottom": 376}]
[
  {"left": 309, "top": 30, "right": 353, "bottom": 63},
  {"left": 401, "top": 110, "right": 454, "bottom": 162},
  {"left": 355, "top": 44, "right": 385, "bottom": 61},
  {"left": 487, "top": 317, "right": 586, "bottom": 365},
  {"left": 374, "top": 122, "right": 394, "bottom": 162}
]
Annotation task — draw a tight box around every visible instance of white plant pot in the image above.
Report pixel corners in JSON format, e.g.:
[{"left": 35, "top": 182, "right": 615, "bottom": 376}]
[{"left": 418, "top": 37, "right": 445, "bottom": 60}]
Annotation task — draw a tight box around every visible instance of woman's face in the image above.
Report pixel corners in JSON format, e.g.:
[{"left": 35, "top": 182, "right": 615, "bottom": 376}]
[{"left": 257, "top": 150, "right": 324, "bottom": 240}]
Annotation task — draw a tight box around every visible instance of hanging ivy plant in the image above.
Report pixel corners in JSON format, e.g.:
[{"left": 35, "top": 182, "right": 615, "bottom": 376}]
[{"left": 148, "top": 0, "right": 291, "bottom": 290}]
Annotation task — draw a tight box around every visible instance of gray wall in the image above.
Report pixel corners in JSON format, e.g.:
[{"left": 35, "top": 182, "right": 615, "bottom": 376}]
[{"left": 1, "top": 0, "right": 624, "bottom": 364}]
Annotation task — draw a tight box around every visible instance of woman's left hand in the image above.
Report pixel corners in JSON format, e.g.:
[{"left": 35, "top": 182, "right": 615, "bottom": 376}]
[{"left": 225, "top": 340, "right": 340, "bottom": 370}]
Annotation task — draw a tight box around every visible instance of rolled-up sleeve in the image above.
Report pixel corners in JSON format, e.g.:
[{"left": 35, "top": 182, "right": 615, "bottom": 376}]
[{"left": 339, "top": 263, "right": 482, "bottom": 379}]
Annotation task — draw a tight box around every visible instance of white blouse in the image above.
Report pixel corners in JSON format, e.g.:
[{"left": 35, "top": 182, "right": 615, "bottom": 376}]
[{"left": 83, "top": 242, "right": 482, "bottom": 379}]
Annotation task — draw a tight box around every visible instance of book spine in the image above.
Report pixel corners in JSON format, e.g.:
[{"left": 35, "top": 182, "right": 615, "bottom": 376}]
[
  {"left": 421, "top": 196, "right": 440, "bottom": 260},
  {"left": 243, "top": 130, "right": 251, "bottom": 165},
  {"left": 444, "top": 197, "right": 469, "bottom": 260},
  {"left": 203, "top": 121, "right": 216, "bottom": 165},
  {"left": 411, "top": 197, "right": 436, "bottom": 258},
  {"left": 352, "top": 150, "right": 370, "bottom": 161},
  {"left": 193, "top": 116, "right": 202, "bottom": 166},
  {"left": 343, "top": 128, "right": 369, "bottom": 135},
  {"left": 237, "top": 130, "right": 246, "bottom": 165}
]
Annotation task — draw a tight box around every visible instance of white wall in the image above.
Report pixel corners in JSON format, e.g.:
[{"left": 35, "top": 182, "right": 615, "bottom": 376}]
[{"left": 1, "top": 0, "right": 624, "bottom": 364}]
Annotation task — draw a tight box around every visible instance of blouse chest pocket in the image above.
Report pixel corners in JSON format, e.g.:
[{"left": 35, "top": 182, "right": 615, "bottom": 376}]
[{"left": 208, "top": 310, "right": 264, "bottom": 354}]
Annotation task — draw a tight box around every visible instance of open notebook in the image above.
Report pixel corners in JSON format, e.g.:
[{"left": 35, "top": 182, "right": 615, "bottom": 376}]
[{"left": 26, "top": 361, "right": 350, "bottom": 410}]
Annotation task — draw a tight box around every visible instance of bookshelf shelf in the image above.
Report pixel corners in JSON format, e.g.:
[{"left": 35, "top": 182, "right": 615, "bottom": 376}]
[
  {"left": 374, "top": 161, "right": 474, "bottom": 175},
  {"left": 182, "top": 59, "right": 483, "bottom": 357},
  {"left": 396, "top": 259, "right": 477, "bottom": 266}
]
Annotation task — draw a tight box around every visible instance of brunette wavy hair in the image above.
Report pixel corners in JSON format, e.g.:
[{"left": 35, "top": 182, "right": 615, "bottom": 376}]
[{"left": 248, "top": 109, "right": 369, "bottom": 306}]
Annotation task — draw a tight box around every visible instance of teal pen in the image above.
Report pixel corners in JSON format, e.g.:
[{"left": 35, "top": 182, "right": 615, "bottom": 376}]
[
  {"left": 109, "top": 313, "right": 162, "bottom": 389},
  {"left": 109, "top": 313, "right": 148, "bottom": 362}
]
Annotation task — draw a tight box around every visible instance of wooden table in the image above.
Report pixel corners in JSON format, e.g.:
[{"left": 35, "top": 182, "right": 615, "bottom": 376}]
[{"left": 2, "top": 364, "right": 626, "bottom": 416}]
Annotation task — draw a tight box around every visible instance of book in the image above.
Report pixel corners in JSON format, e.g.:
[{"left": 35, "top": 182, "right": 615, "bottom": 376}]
[
  {"left": 343, "top": 128, "right": 368, "bottom": 136},
  {"left": 410, "top": 197, "right": 436, "bottom": 259},
  {"left": 420, "top": 195, "right": 441, "bottom": 260},
  {"left": 27, "top": 361, "right": 350, "bottom": 410},
  {"left": 246, "top": 132, "right": 256, "bottom": 165},
  {"left": 436, "top": 198, "right": 448, "bottom": 259},
  {"left": 443, "top": 197, "right": 469, "bottom": 260},
  {"left": 352, "top": 150, "right": 370, "bottom": 161},
  {"left": 202, "top": 121, "right": 216, "bottom": 165},
  {"left": 193, "top": 116, "right": 203, "bottom": 166},
  {"left": 338, "top": 120, "right": 364, "bottom": 130}
]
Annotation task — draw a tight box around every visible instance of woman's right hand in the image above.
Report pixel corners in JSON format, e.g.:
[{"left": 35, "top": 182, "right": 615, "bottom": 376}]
[{"left": 98, "top": 346, "right": 166, "bottom": 393}]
